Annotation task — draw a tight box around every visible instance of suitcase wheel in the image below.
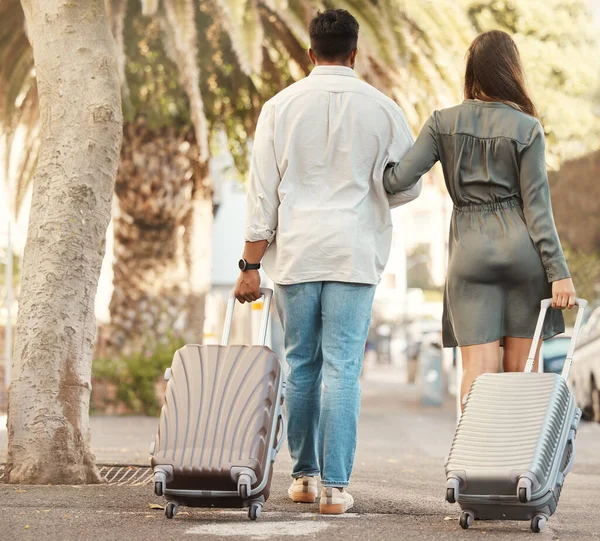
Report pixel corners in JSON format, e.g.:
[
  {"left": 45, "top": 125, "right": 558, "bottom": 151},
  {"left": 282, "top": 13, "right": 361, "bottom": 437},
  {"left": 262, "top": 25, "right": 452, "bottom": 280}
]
[
  {"left": 154, "top": 481, "right": 164, "bottom": 497},
  {"left": 459, "top": 511, "right": 474, "bottom": 530},
  {"left": 531, "top": 515, "right": 547, "bottom": 533},
  {"left": 165, "top": 501, "right": 179, "bottom": 519},
  {"left": 248, "top": 503, "right": 262, "bottom": 521},
  {"left": 517, "top": 477, "right": 533, "bottom": 502},
  {"left": 519, "top": 487, "right": 528, "bottom": 503},
  {"left": 445, "top": 478, "right": 460, "bottom": 504},
  {"left": 238, "top": 473, "right": 253, "bottom": 500}
]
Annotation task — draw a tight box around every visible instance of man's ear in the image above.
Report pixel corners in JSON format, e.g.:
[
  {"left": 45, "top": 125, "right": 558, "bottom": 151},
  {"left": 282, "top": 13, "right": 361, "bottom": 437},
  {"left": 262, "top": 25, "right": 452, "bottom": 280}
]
[
  {"left": 350, "top": 48, "right": 358, "bottom": 67},
  {"left": 308, "top": 48, "right": 317, "bottom": 66}
]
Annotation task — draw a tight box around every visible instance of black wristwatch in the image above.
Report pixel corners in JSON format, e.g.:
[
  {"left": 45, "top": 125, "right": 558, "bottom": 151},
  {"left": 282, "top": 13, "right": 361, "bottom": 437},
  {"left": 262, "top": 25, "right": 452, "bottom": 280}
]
[{"left": 239, "top": 258, "right": 261, "bottom": 271}]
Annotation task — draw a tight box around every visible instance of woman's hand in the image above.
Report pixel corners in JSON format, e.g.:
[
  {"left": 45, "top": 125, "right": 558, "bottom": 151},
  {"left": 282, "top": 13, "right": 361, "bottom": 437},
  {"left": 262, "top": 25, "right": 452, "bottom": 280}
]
[{"left": 552, "top": 278, "right": 576, "bottom": 310}]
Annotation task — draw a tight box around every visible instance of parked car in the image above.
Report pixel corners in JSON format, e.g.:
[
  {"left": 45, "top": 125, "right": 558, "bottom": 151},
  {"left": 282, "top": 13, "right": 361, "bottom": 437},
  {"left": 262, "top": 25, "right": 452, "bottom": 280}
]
[
  {"left": 568, "top": 306, "right": 600, "bottom": 422},
  {"left": 541, "top": 334, "right": 571, "bottom": 374}
]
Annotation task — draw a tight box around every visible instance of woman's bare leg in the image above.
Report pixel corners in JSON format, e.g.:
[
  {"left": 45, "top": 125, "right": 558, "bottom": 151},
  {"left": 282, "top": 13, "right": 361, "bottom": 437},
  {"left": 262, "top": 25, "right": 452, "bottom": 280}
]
[
  {"left": 503, "top": 337, "right": 543, "bottom": 373},
  {"left": 460, "top": 341, "right": 501, "bottom": 411}
]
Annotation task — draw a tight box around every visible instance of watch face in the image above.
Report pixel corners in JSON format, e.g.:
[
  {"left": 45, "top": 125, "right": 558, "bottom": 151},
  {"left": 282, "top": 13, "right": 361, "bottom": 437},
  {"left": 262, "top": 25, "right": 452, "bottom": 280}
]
[{"left": 239, "top": 259, "right": 246, "bottom": 271}]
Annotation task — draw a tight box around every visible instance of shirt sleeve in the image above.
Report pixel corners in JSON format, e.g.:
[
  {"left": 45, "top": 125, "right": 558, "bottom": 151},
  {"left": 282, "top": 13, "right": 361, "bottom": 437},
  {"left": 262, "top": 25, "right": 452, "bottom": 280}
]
[
  {"left": 245, "top": 102, "right": 280, "bottom": 244},
  {"left": 384, "top": 114, "right": 439, "bottom": 196},
  {"left": 385, "top": 107, "right": 423, "bottom": 209},
  {"left": 519, "top": 122, "right": 570, "bottom": 283}
]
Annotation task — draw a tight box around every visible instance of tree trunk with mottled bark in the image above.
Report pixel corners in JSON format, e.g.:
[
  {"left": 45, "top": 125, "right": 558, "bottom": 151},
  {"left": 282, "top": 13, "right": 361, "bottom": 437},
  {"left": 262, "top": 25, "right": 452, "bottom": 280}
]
[
  {"left": 5, "top": 0, "right": 122, "bottom": 484},
  {"left": 105, "top": 119, "right": 197, "bottom": 357}
]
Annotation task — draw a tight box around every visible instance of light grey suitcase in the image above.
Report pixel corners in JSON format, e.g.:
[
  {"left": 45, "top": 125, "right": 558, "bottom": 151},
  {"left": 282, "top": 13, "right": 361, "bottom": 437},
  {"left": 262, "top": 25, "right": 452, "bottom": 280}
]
[
  {"left": 150, "top": 288, "right": 286, "bottom": 521},
  {"left": 445, "top": 298, "right": 587, "bottom": 533}
]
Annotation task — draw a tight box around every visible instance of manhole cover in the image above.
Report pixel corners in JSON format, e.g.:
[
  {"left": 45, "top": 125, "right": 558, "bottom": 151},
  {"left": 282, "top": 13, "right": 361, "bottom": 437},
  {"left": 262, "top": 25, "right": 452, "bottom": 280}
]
[{"left": 0, "top": 464, "right": 153, "bottom": 486}]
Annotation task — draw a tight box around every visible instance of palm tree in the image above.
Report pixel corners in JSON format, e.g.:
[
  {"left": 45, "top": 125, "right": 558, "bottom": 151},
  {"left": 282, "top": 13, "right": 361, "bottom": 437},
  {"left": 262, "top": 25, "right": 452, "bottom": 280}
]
[{"left": 1, "top": 0, "right": 473, "bottom": 356}]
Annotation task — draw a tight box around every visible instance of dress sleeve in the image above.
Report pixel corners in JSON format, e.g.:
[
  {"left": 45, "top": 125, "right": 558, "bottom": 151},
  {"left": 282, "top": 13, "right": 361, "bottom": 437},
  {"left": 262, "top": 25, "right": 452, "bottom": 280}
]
[
  {"left": 384, "top": 114, "right": 439, "bottom": 195},
  {"left": 519, "top": 121, "right": 570, "bottom": 282}
]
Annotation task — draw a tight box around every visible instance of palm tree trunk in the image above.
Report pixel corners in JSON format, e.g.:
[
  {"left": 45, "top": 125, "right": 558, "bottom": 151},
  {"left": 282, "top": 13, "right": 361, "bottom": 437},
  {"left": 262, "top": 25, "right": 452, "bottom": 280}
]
[
  {"left": 6, "top": 0, "right": 122, "bottom": 484},
  {"left": 105, "top": 119, "right": 198, "bottom": 356},
  {"left": 183, "top": 160, "right": 213, "bottom": 344}
]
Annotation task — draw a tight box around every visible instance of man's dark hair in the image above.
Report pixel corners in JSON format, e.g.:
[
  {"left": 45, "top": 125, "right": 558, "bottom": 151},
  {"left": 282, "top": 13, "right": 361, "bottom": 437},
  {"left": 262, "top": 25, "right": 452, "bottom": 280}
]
[{"left": 309, "top": 9, "right": 359, "bottom": 62}]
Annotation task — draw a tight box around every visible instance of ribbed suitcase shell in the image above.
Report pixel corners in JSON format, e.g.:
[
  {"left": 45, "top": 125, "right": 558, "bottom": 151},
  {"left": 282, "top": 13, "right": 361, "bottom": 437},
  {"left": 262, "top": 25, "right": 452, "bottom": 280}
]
[
  {"left": 446, "top": 372, "right": 579, "bottom": 521},
  {"left": 151, "top": 344, "right": 283, "bottom": 508}
]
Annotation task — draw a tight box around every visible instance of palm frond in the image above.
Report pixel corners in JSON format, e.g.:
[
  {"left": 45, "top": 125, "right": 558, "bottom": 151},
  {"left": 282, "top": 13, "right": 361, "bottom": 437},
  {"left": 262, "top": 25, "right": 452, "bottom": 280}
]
[
  {"left": 105, "top": 0, "right": 131, "bottom": 107},
  {"left": 141, "top": 0, "right": 160, "bottom": 15},
  {"left": 11, "top": 84, "right": 38, "bottom": 213},
  {"left": 213, "top": 0, "right": 264, "bottom": 75},
  {"left": 0, "top": 0, "right": 33, "bottom": 130},
  {"left": 0, "top": 0, "right": 38, "bottom": 216},
  {"left": 160, "top": 0, "right": 210, "bottom": 160},
  {"left": 258, "top": 3, "right": 311, "bottom": 76}
]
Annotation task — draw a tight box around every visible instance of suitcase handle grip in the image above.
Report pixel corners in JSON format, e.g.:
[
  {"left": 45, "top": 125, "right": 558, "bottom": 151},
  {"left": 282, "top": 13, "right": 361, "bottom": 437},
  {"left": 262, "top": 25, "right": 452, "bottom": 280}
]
[
  {"left": 274, "top": 412, "right": 287, "bottom": 455},
  {"left": 562, "top": 429, "right": 576, "bottom": 478},
  {"left": 222, "top": 288, "right": 273, "bottom": 346},
  {"left": 525, "top": 297, "right": 588, "bottom": 378}
]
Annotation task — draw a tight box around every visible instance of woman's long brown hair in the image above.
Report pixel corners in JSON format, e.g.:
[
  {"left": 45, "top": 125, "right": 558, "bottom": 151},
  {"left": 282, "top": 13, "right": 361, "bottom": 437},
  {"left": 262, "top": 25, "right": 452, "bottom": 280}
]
[{"left": 465, "top": 30, "right": 538, "bottom": 118}]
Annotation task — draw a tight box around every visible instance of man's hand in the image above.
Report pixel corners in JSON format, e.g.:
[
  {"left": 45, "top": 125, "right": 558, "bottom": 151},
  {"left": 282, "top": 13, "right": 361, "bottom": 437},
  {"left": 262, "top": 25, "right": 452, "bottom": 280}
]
[
  {"left": 552, "top": 278, "right": 576, "bottom": 310},
  {"left": 234, "top": 270, "right": 261, "bottom": 303}
]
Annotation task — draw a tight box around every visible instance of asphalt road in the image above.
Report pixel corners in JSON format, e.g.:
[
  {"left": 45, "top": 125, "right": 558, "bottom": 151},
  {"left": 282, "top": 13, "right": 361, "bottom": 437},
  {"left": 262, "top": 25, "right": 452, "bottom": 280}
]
[{"left": 1, "top": 368, "right": 600, "bottom": 540}]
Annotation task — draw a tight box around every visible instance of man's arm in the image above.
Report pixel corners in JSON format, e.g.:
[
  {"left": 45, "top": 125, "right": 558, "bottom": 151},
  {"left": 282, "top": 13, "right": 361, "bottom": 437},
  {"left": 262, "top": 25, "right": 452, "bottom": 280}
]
[
  {"left": 235, "top": 102, "right": 280, "bottom": 303},
  {"left": 386, "top": 107, "right": 424, "bottom": 209},
  {"left": 235, "top": 240, "right": 268, "bottom": 304}
]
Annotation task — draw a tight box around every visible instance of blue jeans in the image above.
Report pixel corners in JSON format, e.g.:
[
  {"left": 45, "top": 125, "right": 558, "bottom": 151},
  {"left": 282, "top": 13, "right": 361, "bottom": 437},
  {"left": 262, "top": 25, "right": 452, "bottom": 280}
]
[{"left": 275, "top": 281, "right": 376, "bottom": 487}]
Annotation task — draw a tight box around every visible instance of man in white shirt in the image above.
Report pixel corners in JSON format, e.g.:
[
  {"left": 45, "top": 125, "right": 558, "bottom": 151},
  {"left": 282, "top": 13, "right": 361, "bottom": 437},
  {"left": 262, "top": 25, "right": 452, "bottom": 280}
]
[{"left": 234, "top": 9, "right": 421, "bottom": 514}]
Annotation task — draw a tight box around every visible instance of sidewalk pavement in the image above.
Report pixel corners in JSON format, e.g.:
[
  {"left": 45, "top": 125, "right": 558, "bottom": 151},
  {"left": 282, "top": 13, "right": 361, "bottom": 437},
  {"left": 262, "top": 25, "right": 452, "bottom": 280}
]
[{"left": 1, "top": 366, "right": 600, "bottom": 540}]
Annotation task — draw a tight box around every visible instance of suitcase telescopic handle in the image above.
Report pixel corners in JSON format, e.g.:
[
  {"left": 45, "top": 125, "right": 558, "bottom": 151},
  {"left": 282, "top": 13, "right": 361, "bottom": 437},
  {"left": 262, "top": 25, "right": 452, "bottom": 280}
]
[
  {"left": 525, "top": 297, "right": 588, "bottom": 378},
  {"left": 221, "top": 288, "right": 273, "bottom": 346}
]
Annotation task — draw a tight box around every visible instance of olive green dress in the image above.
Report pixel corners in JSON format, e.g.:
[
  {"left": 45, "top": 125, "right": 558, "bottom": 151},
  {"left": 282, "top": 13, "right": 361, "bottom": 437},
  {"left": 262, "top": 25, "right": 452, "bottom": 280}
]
[{"left": 385, "top": 100, "right": 570, "bottom": 347}]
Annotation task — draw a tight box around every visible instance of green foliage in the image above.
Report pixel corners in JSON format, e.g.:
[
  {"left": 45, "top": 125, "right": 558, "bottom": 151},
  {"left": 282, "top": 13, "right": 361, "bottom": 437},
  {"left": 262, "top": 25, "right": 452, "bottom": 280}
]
[
  {"left": 196, "top": 1, "right": 305, "bottom": 176},
  {"left": 563, "top": 244, "right": 600, "bottom": 306},
  {"left": 124, "top": 3, "right": 191, "bottom": 129},
  {"left": 121, "top": 1, "right": 303, "bottom": 176},
  {"left": 92, "top": 336, "right": 185, "bottom": 416}
]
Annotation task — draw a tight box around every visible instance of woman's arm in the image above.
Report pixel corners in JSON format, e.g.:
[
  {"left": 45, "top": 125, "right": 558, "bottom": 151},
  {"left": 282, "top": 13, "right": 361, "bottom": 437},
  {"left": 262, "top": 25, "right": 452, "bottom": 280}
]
[
  {"left": 387, "top": 178, "right": 423, "bottom": 208},
  {"left": 519, "top": 122, "right": 570, "bottom": 283},
  {"left": 384, "top": 114, "right": 439, "bottom": 195}
]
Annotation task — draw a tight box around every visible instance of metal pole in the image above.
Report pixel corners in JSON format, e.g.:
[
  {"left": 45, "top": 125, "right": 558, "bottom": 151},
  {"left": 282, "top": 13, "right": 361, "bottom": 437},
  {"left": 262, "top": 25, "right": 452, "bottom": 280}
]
[{"left": 5, "top": 221, "right": 12, "bottom": 389}]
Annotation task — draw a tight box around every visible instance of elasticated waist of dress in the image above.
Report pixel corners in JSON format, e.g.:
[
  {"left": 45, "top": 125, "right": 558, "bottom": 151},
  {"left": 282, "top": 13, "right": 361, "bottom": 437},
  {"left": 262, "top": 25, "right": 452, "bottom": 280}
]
[{"left": 454, "top": 197, "right": 521, "bottom": 213}]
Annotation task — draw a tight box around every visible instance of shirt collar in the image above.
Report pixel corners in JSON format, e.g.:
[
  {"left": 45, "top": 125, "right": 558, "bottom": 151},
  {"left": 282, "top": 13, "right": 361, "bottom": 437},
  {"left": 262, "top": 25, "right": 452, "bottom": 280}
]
[{"left": 309, "top": 65, "right": 358, "bottom": 78}]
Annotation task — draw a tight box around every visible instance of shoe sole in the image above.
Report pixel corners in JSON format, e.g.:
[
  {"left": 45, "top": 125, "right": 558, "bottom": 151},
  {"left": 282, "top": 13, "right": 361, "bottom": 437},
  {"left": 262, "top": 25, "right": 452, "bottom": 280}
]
[
  {"left": 319, "top": 502, "right": 348, "bottom": 514},
  {"left": 290, "top": 492, "right": 317, "bottom": 503}
]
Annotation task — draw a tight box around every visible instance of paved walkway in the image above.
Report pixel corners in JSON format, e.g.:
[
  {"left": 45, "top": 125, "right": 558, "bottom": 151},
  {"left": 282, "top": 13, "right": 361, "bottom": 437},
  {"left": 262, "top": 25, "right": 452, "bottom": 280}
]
[{"left": 1, "top": 368, "right": 600, "bottom": 540}]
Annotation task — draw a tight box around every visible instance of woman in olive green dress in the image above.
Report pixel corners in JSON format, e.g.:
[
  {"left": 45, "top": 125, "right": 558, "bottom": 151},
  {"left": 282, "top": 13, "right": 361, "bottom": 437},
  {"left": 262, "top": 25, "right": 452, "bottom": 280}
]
[{"left": 385, "top": 30, "right": 576, "bottom": 409}]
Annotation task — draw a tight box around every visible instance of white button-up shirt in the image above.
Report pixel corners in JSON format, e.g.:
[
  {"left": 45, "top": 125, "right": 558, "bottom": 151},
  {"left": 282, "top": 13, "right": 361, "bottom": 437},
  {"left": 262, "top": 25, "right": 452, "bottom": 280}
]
[{"left": 245, "top": 65, "right": 421, "bottom": 285}]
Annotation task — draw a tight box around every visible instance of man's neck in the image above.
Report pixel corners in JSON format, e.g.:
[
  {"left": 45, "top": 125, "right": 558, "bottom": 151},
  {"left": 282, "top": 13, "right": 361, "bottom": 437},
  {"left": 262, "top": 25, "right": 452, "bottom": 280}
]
[{"left": 314, "top": 62, "right": 353, "bottom": 69}]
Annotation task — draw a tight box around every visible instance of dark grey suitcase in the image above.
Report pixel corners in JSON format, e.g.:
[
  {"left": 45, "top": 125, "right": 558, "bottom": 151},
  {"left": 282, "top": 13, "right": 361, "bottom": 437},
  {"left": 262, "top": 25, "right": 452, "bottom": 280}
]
[
  {"left": 445, "top": 298, "right": 587, "bottom": 533},
  {"left": 150, "top": 288, "right": 286, "bottom": 520}
]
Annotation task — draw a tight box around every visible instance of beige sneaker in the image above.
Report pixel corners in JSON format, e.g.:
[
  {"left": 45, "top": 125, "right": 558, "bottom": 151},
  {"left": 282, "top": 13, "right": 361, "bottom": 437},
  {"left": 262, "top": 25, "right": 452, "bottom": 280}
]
[
  {"left": 319, "top": 487, "right": 354, "bottom": 515},
  {"left": 288, "top": 476, "right": 318, "bottom": 503}
]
